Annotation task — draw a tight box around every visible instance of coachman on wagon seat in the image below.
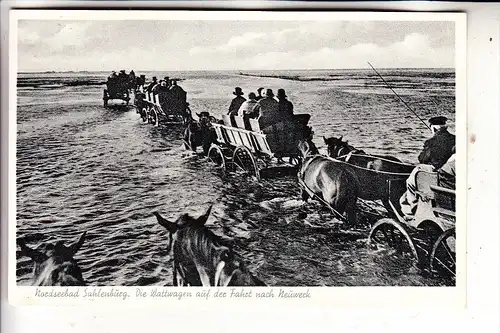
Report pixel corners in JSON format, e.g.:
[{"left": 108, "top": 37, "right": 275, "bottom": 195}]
[{"left": 400, "top": 116, "right": 456, "bottom": 216}]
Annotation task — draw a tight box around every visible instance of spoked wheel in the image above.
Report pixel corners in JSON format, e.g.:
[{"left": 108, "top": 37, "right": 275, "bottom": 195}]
[
  {"left": 208, "top": 145, "right": 227, "bottom": 170},
  {"left": 368, "top": 218, "right": 419, "bottom": 261},
  {"left": 140, "top": 107, "right": 149, "bottom": 122},
  {"left": 429, "top": 228, "right": 456, "bottom": 280},
  {"left": 149, "top": 106, "right": 159, "bottom": 126},
  {"left": 232, "top": 146, "right": 260, "bottom": 180}
]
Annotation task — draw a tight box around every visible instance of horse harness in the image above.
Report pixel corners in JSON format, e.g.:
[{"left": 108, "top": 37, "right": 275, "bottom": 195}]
[{"left": 297, "top": 154, "right": 349, "bottom": 223}]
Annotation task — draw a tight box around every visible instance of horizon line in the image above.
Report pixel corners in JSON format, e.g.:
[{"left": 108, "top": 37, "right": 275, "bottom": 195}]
[{"left": 18, "top": 67, "right": 456, "bottom": 74}]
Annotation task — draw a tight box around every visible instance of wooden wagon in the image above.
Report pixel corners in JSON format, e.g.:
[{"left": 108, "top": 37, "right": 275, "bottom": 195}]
[
  {"left": 368, "top": 170, "right": 456, "bottom": 282},
  {"left": 207, "top": 115, "right": 311, "bottom": 180},
  {"left": 134, "top": 89, "right": 190, "bottom": 126},
  {"left": 103, "top": 81, "right": 130, "bottom": 107}
]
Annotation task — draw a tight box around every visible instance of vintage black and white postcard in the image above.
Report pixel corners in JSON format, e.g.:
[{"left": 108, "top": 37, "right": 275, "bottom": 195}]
[{"left": 8, "top": 9, "right": 466, "bottom": 307}]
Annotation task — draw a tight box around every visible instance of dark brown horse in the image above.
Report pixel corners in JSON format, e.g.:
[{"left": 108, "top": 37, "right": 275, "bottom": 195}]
[
  {"left": 18, "top": 232, "right": 87, "bottom": 286},
  {"left": 154, "top": 206, "right": 266, "bottom": 287},
  {"left": 323, "top": 136, "right": 414, "bottom": 174},
  {"left": 297, "top": 139, "right": 358, "bottom": 225},
  {"left": 323, "top": 136, "right": 413, "bottom": 213},
  {"left": 183, "top": 112, "right": 217, "bottom": 156}
]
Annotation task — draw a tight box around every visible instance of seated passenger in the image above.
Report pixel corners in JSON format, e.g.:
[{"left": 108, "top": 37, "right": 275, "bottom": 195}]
[
  {"left": 277, "top": 88, "right": 294, "bottom": 117},
  {"left": 438, "top": 149, "right": 455, "bottom": 189},
  {"left": 146, "top": 76, "right": 158, "bottom": 93},
  {"left": 157, "top": 80, "right": 170, "bottom": 93},
  {"left": 250, "top": 88, "right": 280, "bottom": 129},
  {"left": 399, "top": 116, "right": 456, "bottom": 216},
  {"left": 238, "top": 92, "right": 258, "bottom": 117},
  {"left": 255, "top": 87, "right": 264, "bottom": 101},
  {"left": 152, "top": 80, "right": 163, "bottom": 95},
  {"left": 228, "top": 87, "right": 246, "bottom": 116}
]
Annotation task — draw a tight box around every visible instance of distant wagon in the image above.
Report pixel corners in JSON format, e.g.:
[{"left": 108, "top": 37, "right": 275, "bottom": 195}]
[
  {"left": 103, "top": 76, "right": 131, "bottom": 107},
  {"left": 134, "top": 78, "right": 190, "bottom": 126}
]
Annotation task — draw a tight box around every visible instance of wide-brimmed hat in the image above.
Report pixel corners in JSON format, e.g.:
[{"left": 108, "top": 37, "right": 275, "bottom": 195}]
[
  {"left": 277, "top": 89, "right": 287, "bottom": 98},
  {"left": 164, "top": 76, "right": 170, "bottom": 81},
  {"left": 152, "top": 76, "right": 157, "bottom": 80},
  {"left": 233, "top": 87, "right": 244, "bottom": 96},
  {"left": 120, "top": 70, "right": 126, "bottom": 73},
  {"left": 428, "top": 116, "right": 448, "bottom": 126},
  {"left": 257, "top": 87, "right": 264, "bottom": 93},
  {"left": 264, "top": 88, "right": 274, "bottom": 98}
]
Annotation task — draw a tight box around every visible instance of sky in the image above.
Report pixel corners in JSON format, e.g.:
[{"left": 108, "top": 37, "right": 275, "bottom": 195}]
[{"left": 17, "top": 20, "right": 455, "bottom": 72}]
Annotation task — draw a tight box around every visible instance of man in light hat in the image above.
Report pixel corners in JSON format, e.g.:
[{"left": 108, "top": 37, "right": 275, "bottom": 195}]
[
  {"left": 250, "top": 88, "right": 280, "bottom": 129},
  {"left": 228, "top": 87, "right": 246, "bottom": 116},
  {"left": 399, "top": 115, "right": 456, "bottom": 216}
]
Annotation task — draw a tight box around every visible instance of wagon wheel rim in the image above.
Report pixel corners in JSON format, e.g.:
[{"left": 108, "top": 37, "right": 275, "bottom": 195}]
[
  {"left": 368, "top": 218, "right": 419, "bottom": 261},
  {"left": 141, "top": 107, "right": 149, "bottom": 122},
  {"left": 232, "top": 146, "right": 260, "bottom": 180},
  {"left": 208, "top": 145, "right": 227, "bottom": 170},
  {"left": 149, "top": 107, "right": 159, "bottom": 126},
  {"left": 429, "top": 228, "right": 456, "bottom": 279}
]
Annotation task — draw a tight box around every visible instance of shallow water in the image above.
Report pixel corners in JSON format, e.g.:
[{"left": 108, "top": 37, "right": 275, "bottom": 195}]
[{"left": 16, "top": 69, "right": 455, "bottom": 286}]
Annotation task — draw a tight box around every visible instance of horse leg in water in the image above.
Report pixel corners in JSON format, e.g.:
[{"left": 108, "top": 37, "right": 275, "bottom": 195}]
[
  {"left": 300, "top": 188, "right": 310, "bottom": 202},
  {"left": 320, "top": 170, "right": 358, "bottom": 225}
]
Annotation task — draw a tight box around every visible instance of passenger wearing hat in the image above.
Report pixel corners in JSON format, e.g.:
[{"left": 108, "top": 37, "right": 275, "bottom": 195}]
[
  {"left": 164, "top": 77, "right": 171, "bottom": 89},
  {"left": 169, "top": 79, "right": 187, "bottom": 115},
  {"left": 250, "top": 88, "right": 280, "bottom": 129},
  {"left": 399, "top": 115, "right": 456, "bottom": 216},
  {"left": 238, "top": 92, "right": 258, "bottom": 117},
  {"left": 418, "top": 116, "right": 455, "bottom": 169},
  {"left": 255, "top": 87, "right": 265, "bottom": 101},
  {"left": 277, "top": 88, "right": 294, "bottom": 117},
  {"left": 228, "top": 87, "right": 246, "bottom": 116},
  {"left": 146, "top": 76, "right": 158, "bottom": 93}
]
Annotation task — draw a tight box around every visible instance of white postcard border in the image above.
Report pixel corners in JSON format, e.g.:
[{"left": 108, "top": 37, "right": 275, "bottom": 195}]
[{"left": 8, "top": 9, "right": 467, "bottom": 308}]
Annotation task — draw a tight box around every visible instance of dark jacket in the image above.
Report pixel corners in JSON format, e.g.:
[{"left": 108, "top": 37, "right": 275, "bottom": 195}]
[
  {"left": 278, "top": 99, "right": 294, "bottom": 116},
  {"left": 418, "top": 128, "right": 455, "bottom": 169},
  {"left": 228, "top": 96, "right": 246, "bottom": 116}
]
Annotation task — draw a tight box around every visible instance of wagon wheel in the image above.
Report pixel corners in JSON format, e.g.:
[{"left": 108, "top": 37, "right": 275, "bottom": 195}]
[
  {"left": 140, "top": 107, "right": 149, "bottom": 122},
  {"left": 149, "top": 106, "right": 159, "bottom": 126},
  {"left": 429, "top": 228, "right": 456, "bottom": 280},
  {"left": 208, "top": 145, "right": 227, "bottom": 170},
  {"left": 232, "top": 146, "right": 260, "bottom": 180},
  {"left": 368, "top": 218, "right": 419, "bottom": 261}
]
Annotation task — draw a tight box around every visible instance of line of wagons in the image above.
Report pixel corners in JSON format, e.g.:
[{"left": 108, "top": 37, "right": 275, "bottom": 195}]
[{"left": 103, "top": 77, "right": 456, "bottom": 284}]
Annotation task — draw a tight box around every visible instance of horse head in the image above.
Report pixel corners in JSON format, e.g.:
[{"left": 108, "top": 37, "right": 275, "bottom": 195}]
[
  {"left": 298, "top": 138, "right": 319, "bottom": 159},
  {"left": 154, "top": 206, "right": 265, "bottom": 287},
  {"left": 323, "top": 135, "right": 353, "bottom": 158},
  {"left": 18, "top": 232, "right": 87, "bottom": 286}
]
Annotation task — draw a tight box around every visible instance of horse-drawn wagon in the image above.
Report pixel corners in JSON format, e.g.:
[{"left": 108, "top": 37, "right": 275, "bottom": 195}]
[
  {"left": 103, "top": 80, "right": 131, "bottom": 107},
  {"left": 299, "top": 136, "right": 456, "bottom": 283},
  {"left": 368, "top": 171, "right": 456, "bottom": 282},
  {"left": 206, "top": 114, "right": 312, "bottom": 180},
  {"left": 134, "top": 89, "right": 191, "bottom": 126}
]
